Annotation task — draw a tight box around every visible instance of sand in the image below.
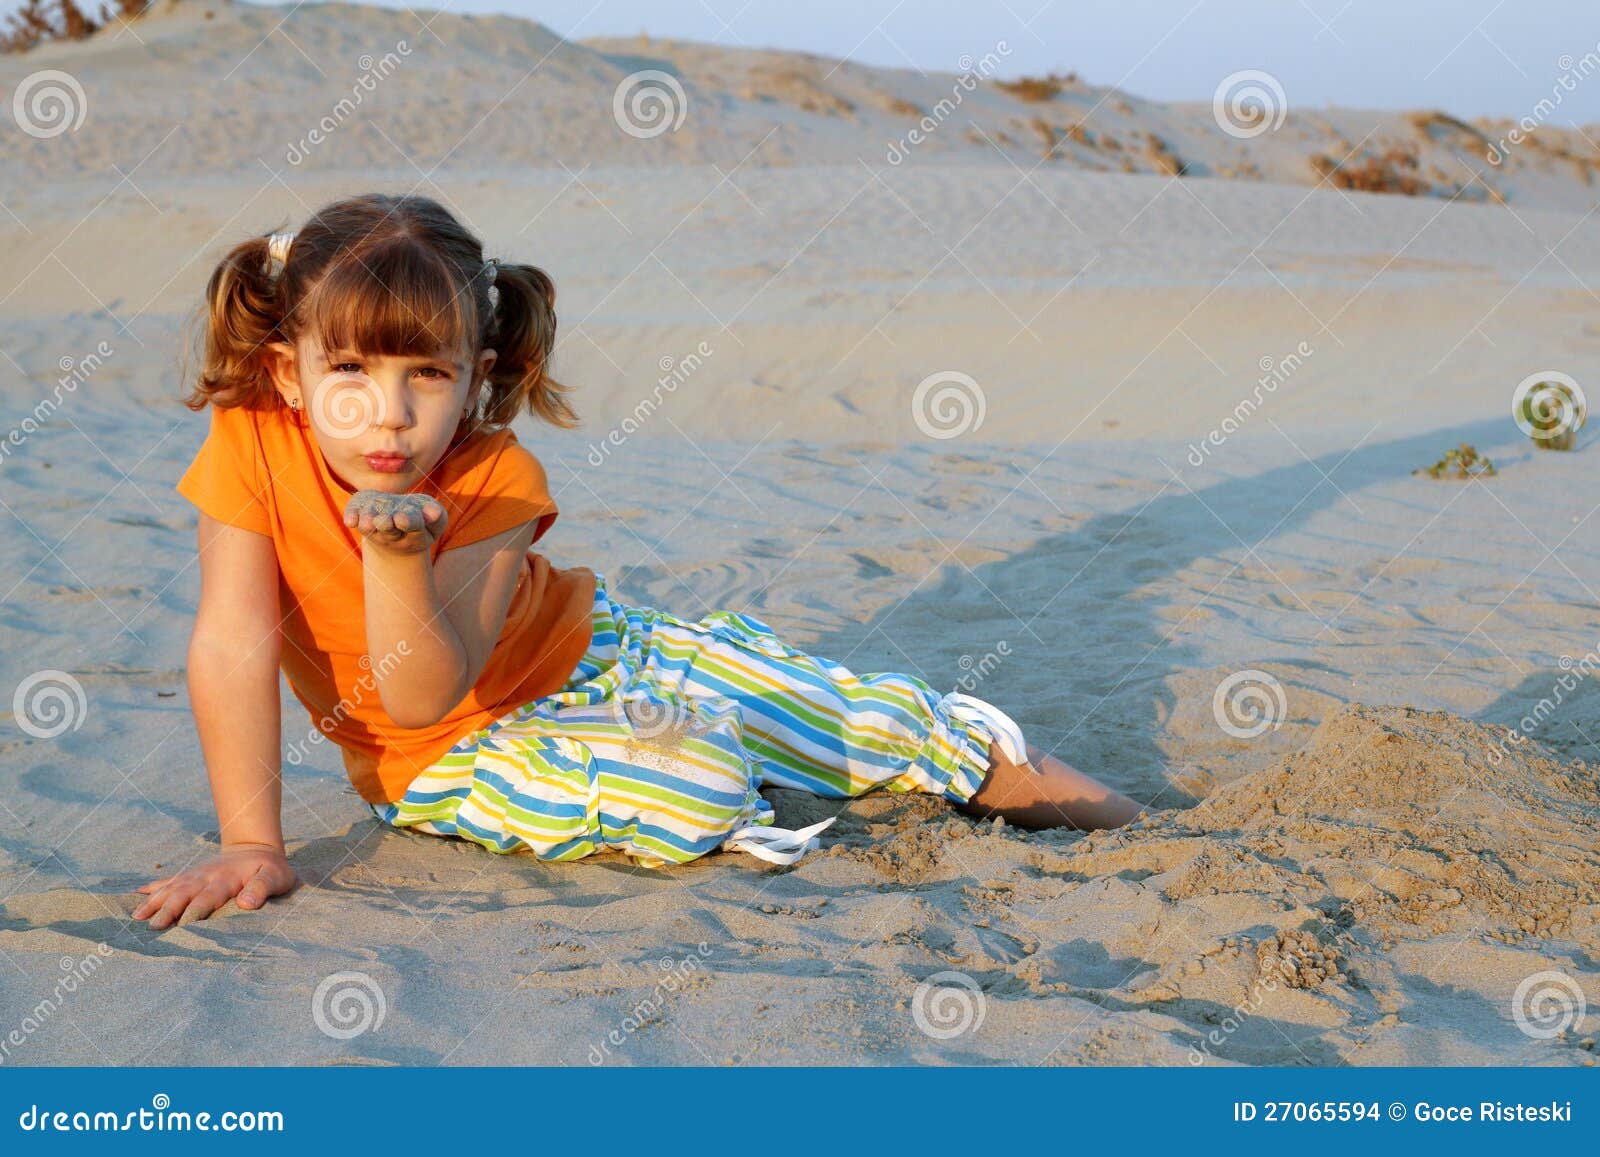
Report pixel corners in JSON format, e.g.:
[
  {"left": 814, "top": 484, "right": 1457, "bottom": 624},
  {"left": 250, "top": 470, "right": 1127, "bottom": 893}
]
[{"left": 0, "top": 0, "right": 1597, "bottom": 1065}]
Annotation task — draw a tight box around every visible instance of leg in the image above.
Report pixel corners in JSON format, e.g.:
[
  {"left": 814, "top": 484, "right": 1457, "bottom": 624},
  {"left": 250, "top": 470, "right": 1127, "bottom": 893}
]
[
  {"left": 602, "top": 591, "right": 1143, "bottom": 829},
  {"left": 640, "top": 610, "right": 993, "bottom": 805},
  {"left": 957, "top": 741, "right": 1144, "bottom": 830}
]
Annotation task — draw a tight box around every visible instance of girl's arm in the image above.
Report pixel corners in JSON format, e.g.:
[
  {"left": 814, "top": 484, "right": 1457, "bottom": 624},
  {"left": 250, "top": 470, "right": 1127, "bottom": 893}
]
[
  {"left": 134, "top": 514, "right": 298, "bottom": 928},
  {"left": 346, "top": 493, "right": 539, "bottom": 729},
  {"left": 187, "top": 515, "right": 287, "bottom": 848}
]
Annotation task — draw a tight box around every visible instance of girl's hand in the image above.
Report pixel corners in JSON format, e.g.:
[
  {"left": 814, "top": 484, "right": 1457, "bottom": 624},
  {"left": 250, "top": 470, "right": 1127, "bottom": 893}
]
[
  {"left": 132, "top": 843, "right": 298, "bottom": 930},
  {"left": 344, "top": 490, "right": 448, "bottom": 556}
]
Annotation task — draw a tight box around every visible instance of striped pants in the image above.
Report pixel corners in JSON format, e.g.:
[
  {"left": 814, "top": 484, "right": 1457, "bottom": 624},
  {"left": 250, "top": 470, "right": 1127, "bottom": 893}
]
[{"left": 369, "top": 571, "right": 1024, "bottom": 869}]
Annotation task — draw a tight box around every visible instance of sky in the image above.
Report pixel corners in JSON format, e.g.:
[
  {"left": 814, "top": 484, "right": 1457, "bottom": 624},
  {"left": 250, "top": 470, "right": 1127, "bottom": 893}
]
[
  {"left": 12, "top": 0, "right": 1600, "bottom": 125},
  {"left": 379, "top": 0, "right": 1599, "bottom": 126}
]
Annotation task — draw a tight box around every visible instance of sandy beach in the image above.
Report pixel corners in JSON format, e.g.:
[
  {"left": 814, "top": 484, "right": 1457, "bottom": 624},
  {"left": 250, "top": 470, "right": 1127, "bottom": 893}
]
[{"left": 0, "top": 0, "right": 1597, "bottom": 1065}]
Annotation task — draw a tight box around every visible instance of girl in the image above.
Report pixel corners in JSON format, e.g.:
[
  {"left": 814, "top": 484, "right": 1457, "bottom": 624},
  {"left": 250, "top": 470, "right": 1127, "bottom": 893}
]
[{"left": 134, "top": 193, "right": 1143, "bottom": 930}]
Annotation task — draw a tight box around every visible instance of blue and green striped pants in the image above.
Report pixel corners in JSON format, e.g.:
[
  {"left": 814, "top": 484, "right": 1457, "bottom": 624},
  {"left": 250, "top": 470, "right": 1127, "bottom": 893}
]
[{"left": 368, "top": 571, "right": 1013, "bottom": 868}]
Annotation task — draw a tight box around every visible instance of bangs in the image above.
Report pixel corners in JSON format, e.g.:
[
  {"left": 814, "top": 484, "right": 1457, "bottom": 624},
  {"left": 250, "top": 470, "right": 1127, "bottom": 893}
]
[{"left": 301, "top": 241, "right": 479, "bottom": 362}]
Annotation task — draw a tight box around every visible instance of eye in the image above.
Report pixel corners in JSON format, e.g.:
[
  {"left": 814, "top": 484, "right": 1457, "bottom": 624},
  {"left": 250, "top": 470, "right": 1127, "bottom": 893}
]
[
  {"left": 330, "top": 361, "right": 362, "bottom": 374},
  {"left": 414, "top": 366, "right": 452, "bottom": 380}
]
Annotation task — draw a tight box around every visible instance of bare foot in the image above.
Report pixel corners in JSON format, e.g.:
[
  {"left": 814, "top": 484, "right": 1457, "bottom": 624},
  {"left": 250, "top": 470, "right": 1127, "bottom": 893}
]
[{"left": 957, "top": 741, "right": 1145, "bottom": 830}]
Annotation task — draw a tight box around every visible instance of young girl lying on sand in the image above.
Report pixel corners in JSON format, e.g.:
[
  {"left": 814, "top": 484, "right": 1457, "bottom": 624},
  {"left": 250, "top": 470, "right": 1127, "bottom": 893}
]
[{"left": 134, "top": 193, "right": 1144, "bottom": 929}]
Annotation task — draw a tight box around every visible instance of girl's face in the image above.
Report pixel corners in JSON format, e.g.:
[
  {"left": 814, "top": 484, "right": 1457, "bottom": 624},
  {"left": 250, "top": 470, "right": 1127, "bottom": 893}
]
[{"left": 266, "top": 334, "right": 497, "bottom": 493}]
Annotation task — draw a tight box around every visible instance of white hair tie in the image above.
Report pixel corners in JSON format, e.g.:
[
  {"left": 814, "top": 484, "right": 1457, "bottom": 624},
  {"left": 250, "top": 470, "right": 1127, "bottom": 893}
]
[
  {"left": 483, "top": 257, "right": 499, "bottom": 307},
  {"left": 266, "top": 231, "right": 295, "bottom": 281}
]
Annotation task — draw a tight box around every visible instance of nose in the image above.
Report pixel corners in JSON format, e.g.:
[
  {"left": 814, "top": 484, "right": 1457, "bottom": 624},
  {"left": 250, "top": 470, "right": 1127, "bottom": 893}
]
[{"left": 373, "top": 374, "right": 414, "bottom": 431}]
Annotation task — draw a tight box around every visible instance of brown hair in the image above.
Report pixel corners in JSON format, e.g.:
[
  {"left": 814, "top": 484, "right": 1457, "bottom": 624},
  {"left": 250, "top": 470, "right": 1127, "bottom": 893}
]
[{"left": 182, "top": 193, "right": 578, "bottom": 430}]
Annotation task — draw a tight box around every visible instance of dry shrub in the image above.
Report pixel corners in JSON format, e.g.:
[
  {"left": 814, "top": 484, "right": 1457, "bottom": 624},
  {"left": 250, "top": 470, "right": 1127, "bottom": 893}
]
[
  {"left": 1311, "top": 144, "right": 1428, "bottom": 196},
  {"left": 1144, "top": 133, "right": 1188, "bottom": 176},
  {"left": 1409, "top": 109, "right": 1490, "bottom": 146},
  {"left": 1, "top": 0, "right": 145, "bottom": 52},
  {"left": 741, "top": 66, "right": 855, "bottom": 116},
  {"left": 881, "top": 95, "right": 923, "bottom": 118},
  {"left": 1029, "top": 116, "right": 1060, "bottom": 156},
  {"left": 995, "top": 72, "right": 1078, "bottom": 102}
]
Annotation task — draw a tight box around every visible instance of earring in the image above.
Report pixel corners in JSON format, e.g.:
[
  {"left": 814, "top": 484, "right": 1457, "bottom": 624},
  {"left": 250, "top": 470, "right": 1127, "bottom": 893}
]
[{"left": 289, "top": 397, "right": 301, "bottom": 411}]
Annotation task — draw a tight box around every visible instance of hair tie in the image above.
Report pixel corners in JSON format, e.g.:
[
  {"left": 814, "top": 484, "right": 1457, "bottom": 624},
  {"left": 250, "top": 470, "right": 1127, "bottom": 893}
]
[
  {"left": 266, "top": 231, "right": 295, "bottom": 282},
  {"left": 483, "top": 257, "right": 499, "bottom": 308}
]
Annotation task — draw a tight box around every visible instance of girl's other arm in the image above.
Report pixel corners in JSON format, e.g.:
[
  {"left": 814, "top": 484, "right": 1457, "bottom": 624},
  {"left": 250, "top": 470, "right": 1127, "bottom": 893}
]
[
  {"left": 134, "top": 514, "right": 298, "bottom": 928},
  {"left": 348, "top": 496, "right": 537, "bottom": 729}
]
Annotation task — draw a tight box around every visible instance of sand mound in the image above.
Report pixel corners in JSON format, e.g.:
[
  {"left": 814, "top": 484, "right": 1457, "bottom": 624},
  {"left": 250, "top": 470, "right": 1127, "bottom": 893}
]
[
  {"left": 1204, "top": 702, "right": 1600, "bottom": 824},
  {"left": 1166, "top": 703, "right": 1600, "bottom": 948},
  {"left": 785, "top": 703, "right": 1600, "bottom": 1064},
  {"left": 777, "top": 704, "right": 1600, "bottom": 958}
]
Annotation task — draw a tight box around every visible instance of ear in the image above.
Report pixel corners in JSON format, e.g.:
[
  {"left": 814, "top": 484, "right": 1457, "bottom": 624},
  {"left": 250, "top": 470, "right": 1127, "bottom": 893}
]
[
  {"left": 467, "top": 347, "right": 496, "bottom": 410},
  {"left": 262, "top": 340, "right": 301, "bottom": 407}
]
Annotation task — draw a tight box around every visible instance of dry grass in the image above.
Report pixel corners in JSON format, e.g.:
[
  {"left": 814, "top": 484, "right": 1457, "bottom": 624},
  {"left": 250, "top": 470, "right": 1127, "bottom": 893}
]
[
  {"left": 880, "top": 95, "right": 923, "bottom": 119},
  {"left": 2, "top": 0, "right": 146, "bottom": 53},
  {"left": 1311, "top": 144, "right": 1428, "bottom": 196},
  {"left": 741, "top": 66, "right": 855, "bottom": 116},
  {"left": 1141, "top": 132, "right": 1189, "bottom": 176},
  {"left": 995, "top": 72, "right": 1078, "bottom": 102},
  {"left": 1028, "top": 117, "right": 1061, "bottom": 156},
  {"left": 1409, "top": 110, "right": 1491, "bottom": 146},
  {"left": 1215, "top": 160, "right": 1265, "bottom": 181}
]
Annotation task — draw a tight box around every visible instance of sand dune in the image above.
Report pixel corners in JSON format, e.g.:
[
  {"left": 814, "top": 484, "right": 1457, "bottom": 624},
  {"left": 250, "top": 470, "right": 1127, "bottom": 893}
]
[{"left": 3, "top": 0, "right": 1597, "bottom": 209}]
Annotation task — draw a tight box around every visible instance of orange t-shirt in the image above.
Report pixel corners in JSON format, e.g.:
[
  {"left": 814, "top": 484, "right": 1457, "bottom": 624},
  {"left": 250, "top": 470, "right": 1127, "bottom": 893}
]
[{"left": 175, "top": 401, "right": 597, "bottom": 805}]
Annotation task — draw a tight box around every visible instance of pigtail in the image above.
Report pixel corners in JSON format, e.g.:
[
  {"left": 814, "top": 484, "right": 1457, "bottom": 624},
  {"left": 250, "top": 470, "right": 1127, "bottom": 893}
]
[
  {"left": 180, "top": 194, "right": 584, "bottom": 434},
  {"left": 181, "top": 233, "right": 287, "bottom": 411},
  {"left": 480, "top": 261, "right": 579, "bottom": 430}
]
